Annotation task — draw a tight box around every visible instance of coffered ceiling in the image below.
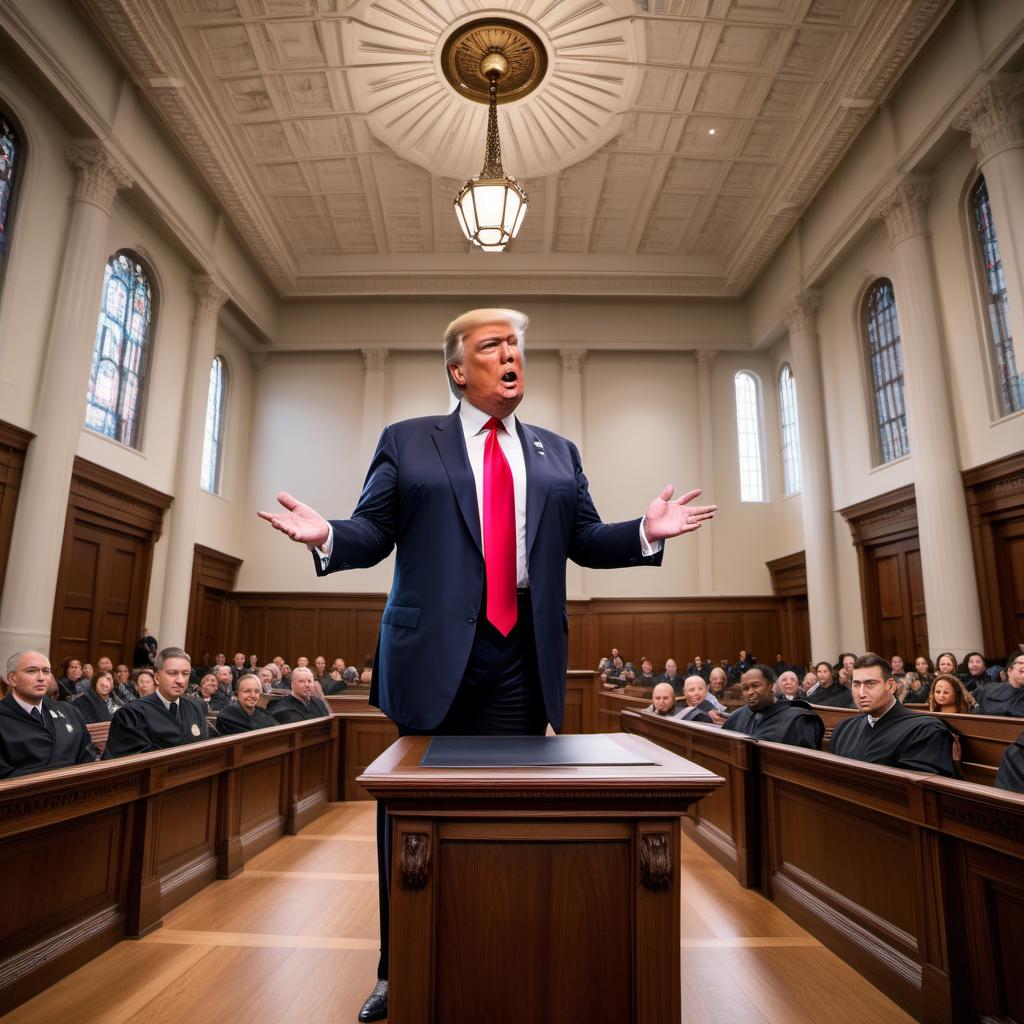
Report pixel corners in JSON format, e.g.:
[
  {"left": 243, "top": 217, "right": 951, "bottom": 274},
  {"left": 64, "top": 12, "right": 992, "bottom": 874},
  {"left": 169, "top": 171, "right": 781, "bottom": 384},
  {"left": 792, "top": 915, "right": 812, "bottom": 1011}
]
[{"left": 79, "top": 0, "right": 951, "bottom": 297}]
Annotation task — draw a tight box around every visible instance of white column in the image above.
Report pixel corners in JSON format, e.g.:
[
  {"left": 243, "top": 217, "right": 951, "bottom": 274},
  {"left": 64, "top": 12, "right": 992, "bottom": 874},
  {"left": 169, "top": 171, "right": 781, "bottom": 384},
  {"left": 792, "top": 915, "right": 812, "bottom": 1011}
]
[
  {"left": 159, "top": 277, "right": 228, "bottom": 647},
  {"left": 360, "top": 348, "right": 389, "bottom": 467},
  {"left": 694, "top": 350, "right": 717, "bottom": 595},
  {"left": 874, "top": 177, "right": 985, "bottom": 658},
  {"left": 782, "top": 294, "right": 840, "bottom": 661},
  {"left": 560, "top": 349, "right": 587, "bottom": 600},
  {"left": 0, "top": 143, "right": 132, "bottom": 662},
  {"left": 954, "top": 74, "right": 1024, "bottom": 371}
]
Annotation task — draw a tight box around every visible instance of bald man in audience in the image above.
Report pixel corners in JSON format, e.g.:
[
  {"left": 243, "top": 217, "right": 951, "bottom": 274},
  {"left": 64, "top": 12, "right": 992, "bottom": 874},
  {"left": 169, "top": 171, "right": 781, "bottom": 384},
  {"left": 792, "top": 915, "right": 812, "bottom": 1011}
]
[
  {"left": 677, "top": 675, "right": 719, "bottom": 724},
  {"left": 723, "top": 665, "right": 823, "bottom": 749},
  {"left": 0, "top": 651, "right": 97, "bottom": 776},
  {"left": 646, "top": 682, "right": 683, "bottom": 718},
  {"left": 271, "top": 666, "right": 330, "bottom": 724},
  {"left": 775, "top": 670, "right": 806, "bottom": 701},
  {"left": 104, "top": 648, "right": 209, "bottom": 758},
  {"left": 656, "top": 659, "right": 684, "bottom": 696},
  {"left": 829, "top": 653, "right": 954, "bottom": 776}
]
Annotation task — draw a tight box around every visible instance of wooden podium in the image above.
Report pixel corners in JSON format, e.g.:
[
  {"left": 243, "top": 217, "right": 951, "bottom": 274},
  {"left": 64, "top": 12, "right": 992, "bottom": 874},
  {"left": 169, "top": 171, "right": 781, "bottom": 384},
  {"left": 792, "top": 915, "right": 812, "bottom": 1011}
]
[{"left": 359, "top": 733, "right": 723, "bottom": 1024}]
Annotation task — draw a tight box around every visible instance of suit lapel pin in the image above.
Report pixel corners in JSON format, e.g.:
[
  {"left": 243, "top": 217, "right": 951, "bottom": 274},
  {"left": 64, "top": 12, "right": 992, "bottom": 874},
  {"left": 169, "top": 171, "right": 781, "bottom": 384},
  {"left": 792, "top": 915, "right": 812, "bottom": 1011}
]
[{"left": 533, "top": 440, "right": 545, "bottom": 455}]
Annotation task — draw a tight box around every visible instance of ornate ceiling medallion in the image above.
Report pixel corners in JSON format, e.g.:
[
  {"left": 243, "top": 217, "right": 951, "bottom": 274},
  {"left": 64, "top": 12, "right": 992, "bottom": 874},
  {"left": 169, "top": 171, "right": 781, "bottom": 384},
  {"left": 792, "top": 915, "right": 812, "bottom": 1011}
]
[{"left": 440, "top": 18, "right": 548, "bottom": 105}]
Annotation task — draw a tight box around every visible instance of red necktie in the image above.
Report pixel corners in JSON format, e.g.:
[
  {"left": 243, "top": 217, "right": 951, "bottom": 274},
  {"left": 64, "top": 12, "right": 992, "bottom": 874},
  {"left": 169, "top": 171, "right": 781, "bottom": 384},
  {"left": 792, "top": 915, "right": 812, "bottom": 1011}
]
[{"left": 482, "top": 417, "right": 517, "bottom": 636}]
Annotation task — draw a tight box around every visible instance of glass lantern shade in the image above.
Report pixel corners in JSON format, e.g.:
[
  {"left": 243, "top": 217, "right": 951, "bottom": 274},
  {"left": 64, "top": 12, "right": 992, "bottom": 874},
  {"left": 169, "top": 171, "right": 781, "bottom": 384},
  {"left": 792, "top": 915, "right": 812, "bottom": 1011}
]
[{"left": 454, "top": 175, "right": 528, "bottom": 251}]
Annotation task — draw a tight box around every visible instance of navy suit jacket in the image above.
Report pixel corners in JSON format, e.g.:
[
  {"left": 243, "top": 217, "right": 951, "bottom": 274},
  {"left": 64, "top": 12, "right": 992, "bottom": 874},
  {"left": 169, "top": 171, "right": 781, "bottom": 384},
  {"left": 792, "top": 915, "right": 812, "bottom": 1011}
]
[{"left": 314, "top": 406, "right": 663, "bottom": 731}]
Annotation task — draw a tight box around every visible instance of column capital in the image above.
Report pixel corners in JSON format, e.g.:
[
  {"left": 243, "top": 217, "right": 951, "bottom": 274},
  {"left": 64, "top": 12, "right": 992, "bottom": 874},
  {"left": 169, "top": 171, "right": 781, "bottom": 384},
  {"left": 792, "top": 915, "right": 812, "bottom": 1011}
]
[
  {"left": 559, "top": 349, "right": 587, "bottom": 376},
  {"left": 65, "top": 142, "right": 133, "bottom": 215},
  {"left": 874, "top": 175, "right": 934, "bottom": 247},
  {"left": 782, "top": 291, "right": 821, "bottom": 337},
  {"left": 362, "top": 348, "right": 389, "bottom": 373},
  {"left": 694, "top": 349, "right": 718, "bottom": 374},
  {"left": 189, "top": 276, "right": 228, "bottom": 325},
  {"left": 953, "top": 74, "right": 1024, "bottom": 162}
]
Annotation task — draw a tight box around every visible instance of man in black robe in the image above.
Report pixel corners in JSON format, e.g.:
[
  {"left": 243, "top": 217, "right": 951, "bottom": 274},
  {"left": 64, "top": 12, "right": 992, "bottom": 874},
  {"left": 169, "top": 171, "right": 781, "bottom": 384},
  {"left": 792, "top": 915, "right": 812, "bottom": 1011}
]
[
  {"left": 806, "top": 660, "right": 855, "bottom": 708},
  {"left": 829, "top": 652, "right": 954, "bottom": 776},
  {"left": 634, "top": 658, "right": 658, "bottom": 689},
  {"left": 271, "top": 666, "right": 330, "bottom": 724},
  {"left": 216, "top": 674, "right": 278, "bottom": 735},
  {"left": 976, "top": 653, "right": 1024, "bottom": 716},
  {"left": 0, "top": 650, "right": 97, "bottom": 777},
  {"left": 105, "top": 647, "right": 209, "bottom": 757},
  {"left": 995, "top": 727, "right": 1024, "bottom": 793},
  {"left": 723, "top": 665, "right": 823, "bottom": 749}
]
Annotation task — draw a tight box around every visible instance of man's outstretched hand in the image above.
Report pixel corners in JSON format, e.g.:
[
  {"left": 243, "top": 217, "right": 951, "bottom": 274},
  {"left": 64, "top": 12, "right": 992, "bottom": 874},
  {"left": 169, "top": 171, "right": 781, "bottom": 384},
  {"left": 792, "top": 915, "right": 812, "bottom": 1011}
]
[
  {"left": 642, "top": 485, "right": 717, "bottom": 542},
  {"left": 257, "top": 492, "right": 331, "bottom": 548}
]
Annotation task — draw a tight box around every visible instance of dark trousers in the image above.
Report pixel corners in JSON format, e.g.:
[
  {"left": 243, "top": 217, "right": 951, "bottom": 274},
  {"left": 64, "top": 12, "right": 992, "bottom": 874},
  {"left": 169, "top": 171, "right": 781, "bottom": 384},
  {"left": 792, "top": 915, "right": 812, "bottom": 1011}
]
[{"left": 375, "top": 590, "right": 547, "bottom": 979}]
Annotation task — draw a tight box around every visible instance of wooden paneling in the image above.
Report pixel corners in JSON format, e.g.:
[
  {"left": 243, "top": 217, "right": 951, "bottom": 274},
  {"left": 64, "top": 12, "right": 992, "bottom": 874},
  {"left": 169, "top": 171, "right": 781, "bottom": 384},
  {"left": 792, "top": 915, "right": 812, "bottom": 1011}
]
[
  {"left": 964, "top": 453, "right": 1024, "bottom": 657},
  {"left": 50, "top": 458, "right": 171, "bottom": 668},
  {"left": 841, "top": 486, "right": 928, "bottom": 658},
  {"left": 766, "top": 551, "right": 810, "bottom": 668},
  {"left": 0, "top": 420, "right": 32, "bottom": 601},
  {"left": 185, "top": 544, "right": 242, "bottom": 662}
]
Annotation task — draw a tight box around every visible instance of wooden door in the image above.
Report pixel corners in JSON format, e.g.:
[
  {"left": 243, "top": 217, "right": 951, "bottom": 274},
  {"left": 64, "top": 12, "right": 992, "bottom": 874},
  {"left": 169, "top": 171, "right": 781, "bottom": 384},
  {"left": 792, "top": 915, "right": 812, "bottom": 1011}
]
[
  {"left": 868, "top": 539, "right": 927, "bottom": 660},
  {"left": 994, "top": 519, "right": 1024, "bottom": 653}
]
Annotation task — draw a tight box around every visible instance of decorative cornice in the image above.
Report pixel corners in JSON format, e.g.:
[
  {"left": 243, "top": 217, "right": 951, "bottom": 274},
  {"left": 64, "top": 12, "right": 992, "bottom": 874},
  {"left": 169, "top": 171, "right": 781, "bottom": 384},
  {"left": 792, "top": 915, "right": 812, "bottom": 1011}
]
[
  {"left": 874, "top": 176, "right": 934, "bottom": 247},
  {"left": 65, "top": 142, "right": 133, "bottom": 215},
  {"left": 189, "top": 276, "right": 228, "bottom": 326},
  {"left": 361, "top": 349, "right": 390, "bottom": 373},
  {"left": 559, "top": 349, "right": 587, "bottom": 376},
  {"left": 953, "top": 75, "right": 1024, "bottom": 163},
  {"left": 783, "top": 291, "right": 822, "bottom": 337}
]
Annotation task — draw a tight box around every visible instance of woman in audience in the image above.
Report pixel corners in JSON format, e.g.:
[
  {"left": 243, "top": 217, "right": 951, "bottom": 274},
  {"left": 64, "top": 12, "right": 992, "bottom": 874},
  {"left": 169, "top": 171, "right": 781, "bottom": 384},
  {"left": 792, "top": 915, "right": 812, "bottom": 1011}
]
[
  {"left": 56, "top": 657, "right": 84, "bottom": 701},
  {"left": 935, "top": 652, "right": 958, "bottom": 677},
  {"left": 928, "top": 673, "right": 976, "bottom": 715},
  {"left": 75, "top": 670, "right": 118, "bottom": 724},
  {"left": 191, "top": 674, "right": 220, "bottom": 715},
  {"left": 959, "top": 651, "right": 990, "bottom": 692},
  {"left": 903, "top": 671, "right": 930, "bottom": 705},
  {"left": 134, "top": 670, "right": 156, "bottom": 698},
  {"left": 914, "top": 656, "right": 935, "bottom": 689},
  {"left": 216, "top": 674, "right": 276, "bottom": 734}
]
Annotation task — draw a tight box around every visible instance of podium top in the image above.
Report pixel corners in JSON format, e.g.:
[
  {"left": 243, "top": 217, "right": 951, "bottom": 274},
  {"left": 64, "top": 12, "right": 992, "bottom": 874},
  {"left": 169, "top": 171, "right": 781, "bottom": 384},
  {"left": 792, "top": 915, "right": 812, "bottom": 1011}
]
[
  {"left": 422, "top": 734, "right": 658, "bottom": 768},
  {"left": 358, "top": 732, "right": 723, "bottom": 807}
]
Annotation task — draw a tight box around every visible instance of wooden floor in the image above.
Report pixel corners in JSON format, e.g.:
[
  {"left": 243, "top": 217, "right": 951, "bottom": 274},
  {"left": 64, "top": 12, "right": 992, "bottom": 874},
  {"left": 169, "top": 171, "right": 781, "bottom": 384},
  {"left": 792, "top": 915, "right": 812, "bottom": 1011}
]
[{"left": 2, "top": 802, "right": 915, "bottom": 1024}]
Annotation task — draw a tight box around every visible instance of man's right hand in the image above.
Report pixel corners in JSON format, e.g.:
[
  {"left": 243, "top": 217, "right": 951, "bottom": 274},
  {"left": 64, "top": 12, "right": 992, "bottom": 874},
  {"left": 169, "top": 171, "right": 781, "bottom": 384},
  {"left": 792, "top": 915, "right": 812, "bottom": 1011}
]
[{"left": 257, "top": 491, "right": 331, "bottom": 548}]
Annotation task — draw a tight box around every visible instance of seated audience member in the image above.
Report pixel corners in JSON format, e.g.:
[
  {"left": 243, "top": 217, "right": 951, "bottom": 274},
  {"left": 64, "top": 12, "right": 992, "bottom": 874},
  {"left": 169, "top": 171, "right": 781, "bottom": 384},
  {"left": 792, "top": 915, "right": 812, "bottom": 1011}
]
[
  {"left": 248, "top": 653, "right": 259, "bottom": 671},
  {"left": 802, "top": 670, "right": 817, "bottom": 693},
  {"left": 889, "top": 654, "right": 907, "bottom": 681},
  {"left": 687, "top": 656, "right": 711, "bottom": 682},
  {"left": 271, "top": 667, "right": 330, "bottom": 724},
  {"left": 707, "top": 667, "right": 729, "bottom": 709},
  {"left": 960, "top": 651, "right": 991, "bottom": 692},
  {"left": 806, "top": 661, "right": 855, "bottom": 707},
  {"left": 723, "top": 665, "right": 824, "bottom": 749},
  {"left": 902, "top": 671, "right": 930, "bottom": 705},
  {"left": 634, "top": 658, "right": 657, "bottom": 688},
  {"left": 191, "top": 674, "right": 220, "bottom": 715},
  {"left": 976, "top": 652, "right": 1024, "bottom": 716},
  {"left": 360, "top": 657, "right": 373, "bottom": 685},
  {"left": 601, "top": 655, "right": 632, "bottom": 689},
  {"left": 914, "top": 656, "right": 935, "bottom": 690},
  {"left": 132, "top": 628, "right": 157, "bottom": 669},
  {"left": 0, "top": 651, "right": 97, "bottom": 776},
  {"left": 134, "top": 669, "right": 156, "bottom": 698},
  {"left": 211, "top": 665, "right": 235, "bottom": 712},
  {"left": 325, "top": 658, "right": 346, "bottom": 686},
  {"left": 113, "top": 662, "right": 137, "bottom": 704},
  {"left": 324, "top": 665, "right": 350, "bottom": 695},
  {"left": 74, "top": 670, "right": 119, "bottom": 724},
  {"left": 313, "top": 655, "right": 327, "bottom": 682},
  {"left": 775, "top": 670, "right": 806, "bottom": 701},
  {"left": 678, "top": 676, "right": 721, "bottom": 724},
  {"left": 216, "top": 674, "right": 278, "bottom": 734},
  {"left": 81, "top": 662, "right": 94, "bottom": 689},
  {"left": 257, "top": 665, "right": 276, "bottom": 694},
  {"left": 105, "top": 648, "right": 209, "bottom": 757},
  {"left": 928, "top": 673, "right": 975, "bottom": 715},
  {"left": 773, "top": 654, "right": 790, "bottom": 677},
  {"left": 656, "top": 658, "right": 684, "bottom": 695},
  {"left": 935, "top": 652, "right": 958, "bottom": 678},
  {"left": 57, "top": 657, "right": 84, "bottom": 701},
  {"left": 230, "top": 652, "right": 247, "bottom": 685},
  {"left": 646, "top": 682, "right": 684, "bottom": 718},
  {"left": 837, "top": 652, "right": 856, "bottom": 677},
  {"left": 829, "top": 653, "right": 955, "bottom": 776},
  {"left": 995, "top": 727, "right": 1024, "bottom": 793}
]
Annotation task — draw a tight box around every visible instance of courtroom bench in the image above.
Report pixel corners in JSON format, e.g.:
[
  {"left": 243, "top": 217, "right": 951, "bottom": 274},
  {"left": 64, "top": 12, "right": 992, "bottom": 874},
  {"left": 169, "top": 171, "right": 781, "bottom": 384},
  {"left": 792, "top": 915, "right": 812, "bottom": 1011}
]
[{"left": 0, "top": 716, "right": 339, "bottom": 1015}]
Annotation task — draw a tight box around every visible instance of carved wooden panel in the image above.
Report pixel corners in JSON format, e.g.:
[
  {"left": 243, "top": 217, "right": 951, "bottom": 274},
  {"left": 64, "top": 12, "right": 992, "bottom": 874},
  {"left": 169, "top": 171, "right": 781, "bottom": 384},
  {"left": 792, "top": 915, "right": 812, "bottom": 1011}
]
[
  {"left": 185, "top": 544, "right": 242, "bottom": 662},
  {"left": 0, "top": 420, "right": 32, "bottom": 600}
]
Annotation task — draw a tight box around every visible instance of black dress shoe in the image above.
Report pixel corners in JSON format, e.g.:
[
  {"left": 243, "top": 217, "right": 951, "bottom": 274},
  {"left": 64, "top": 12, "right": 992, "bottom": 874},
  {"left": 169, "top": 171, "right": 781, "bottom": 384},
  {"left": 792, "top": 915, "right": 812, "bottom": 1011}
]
[{"left": 358, "top": 979, "right": 388, "bottom": 1022}]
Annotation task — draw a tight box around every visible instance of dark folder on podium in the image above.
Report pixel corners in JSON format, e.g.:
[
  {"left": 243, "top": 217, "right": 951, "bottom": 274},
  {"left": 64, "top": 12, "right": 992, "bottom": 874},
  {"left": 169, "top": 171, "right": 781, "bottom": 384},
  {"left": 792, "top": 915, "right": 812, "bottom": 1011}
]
[{"left": 421, "top": 734, "right": 659, "bottom": 768}]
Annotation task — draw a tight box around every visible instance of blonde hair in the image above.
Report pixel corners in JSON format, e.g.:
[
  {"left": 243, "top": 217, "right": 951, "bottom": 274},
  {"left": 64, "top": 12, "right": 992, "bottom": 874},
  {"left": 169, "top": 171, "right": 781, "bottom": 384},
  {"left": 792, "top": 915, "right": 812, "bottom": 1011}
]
[{"left": 442, "top": 308, "right": 529, "bottom": 399}]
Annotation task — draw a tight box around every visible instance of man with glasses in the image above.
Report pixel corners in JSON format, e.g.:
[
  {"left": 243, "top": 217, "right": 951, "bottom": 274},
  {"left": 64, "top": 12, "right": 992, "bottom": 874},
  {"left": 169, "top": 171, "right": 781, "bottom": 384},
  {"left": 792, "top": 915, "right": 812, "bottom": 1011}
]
[
  {"left": 0, "top": 651, "right": 96, "bottom": 776},
  {"left": 829, "top": 652, "right": 954, "bottom": 776}
]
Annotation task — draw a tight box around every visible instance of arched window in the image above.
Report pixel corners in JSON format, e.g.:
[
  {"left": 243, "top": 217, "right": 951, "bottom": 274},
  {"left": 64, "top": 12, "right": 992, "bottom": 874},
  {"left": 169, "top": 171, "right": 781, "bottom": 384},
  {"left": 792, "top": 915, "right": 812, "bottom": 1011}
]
[
  {"left": 201, "top": 356, "right": 227, "bottom": 494},
  {"left": 0, "top": 111, "right": 20, "bottom": 272},
  {"left": 970, "top": 175, "right": 1022, "bottom": 416},
  {"left": 734, "top": 370, "right": 765, "bottom": 502},
  {"left": 778, "top": 363, "right": 801, "bottom": 496},
  {"left": 862, "top": 279, "right": 909, "bottom": 464},
  {"left": 85, "top": 252, "right": 153, "bottom": 448}
]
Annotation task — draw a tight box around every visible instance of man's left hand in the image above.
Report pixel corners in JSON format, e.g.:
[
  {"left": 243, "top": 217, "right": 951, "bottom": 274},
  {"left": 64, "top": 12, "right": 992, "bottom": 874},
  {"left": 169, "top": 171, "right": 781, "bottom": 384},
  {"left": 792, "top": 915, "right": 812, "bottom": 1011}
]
[{"left": 642, "top": 485, "right": 717, "bottom": 542}]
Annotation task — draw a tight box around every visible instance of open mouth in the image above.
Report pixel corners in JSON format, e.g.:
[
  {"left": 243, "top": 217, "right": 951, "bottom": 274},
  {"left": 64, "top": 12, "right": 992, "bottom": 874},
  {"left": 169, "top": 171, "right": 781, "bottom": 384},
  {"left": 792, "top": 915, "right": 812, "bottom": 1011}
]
[{"left": 501, "top": 371, "right": 517, "bottom": 383}]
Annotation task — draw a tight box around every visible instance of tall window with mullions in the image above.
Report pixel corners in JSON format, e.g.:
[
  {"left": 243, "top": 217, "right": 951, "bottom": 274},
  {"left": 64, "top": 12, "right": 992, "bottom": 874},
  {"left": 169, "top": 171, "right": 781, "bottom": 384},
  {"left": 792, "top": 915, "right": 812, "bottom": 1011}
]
[
  {"left": 863, "top": 278, "right": 910, "bottom": 465},
  {"left": 970, "top": 174, "right": 1022, "bottom": 416},
  {"left": 86, "top": 252, "right": 153, "bottom": 448},
  {"left": 0, "top": 113, "right": 20, "bottom": 283}
]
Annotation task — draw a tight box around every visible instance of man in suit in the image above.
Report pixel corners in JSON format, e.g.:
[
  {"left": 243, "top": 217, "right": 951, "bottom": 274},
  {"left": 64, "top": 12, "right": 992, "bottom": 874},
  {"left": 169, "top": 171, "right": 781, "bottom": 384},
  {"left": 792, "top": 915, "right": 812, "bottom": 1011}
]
[
  {"left": 259, "top": 308, "right": 716, "bottom": 1021},
  {"left": 0, "top": 650, "right": 96, "bottom": 777}
]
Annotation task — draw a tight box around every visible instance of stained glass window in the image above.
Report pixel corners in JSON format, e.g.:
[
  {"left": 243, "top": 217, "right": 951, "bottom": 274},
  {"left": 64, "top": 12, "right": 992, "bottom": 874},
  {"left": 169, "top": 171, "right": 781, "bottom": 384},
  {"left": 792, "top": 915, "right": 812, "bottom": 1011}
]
[
  {"left": 85, "top": 253, "right": 153, "bottom": 447},
  {"left": 201, "top": 356, "right": 227, "bottom": 494},
  {"left": 863, "top": 279, "right": 910, "bottom": 464},
  {"left": 970, "top": 175, "right": 1022, "bottom": 416},
  {"left": 0, "top": 113, "right": 19, "bottom": 263},
  {"left": 734, "top": 371, "right": 765, "bottom": 502},
  {"left": 778, "top": 364, "right": 801, "bottom": 496}
]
